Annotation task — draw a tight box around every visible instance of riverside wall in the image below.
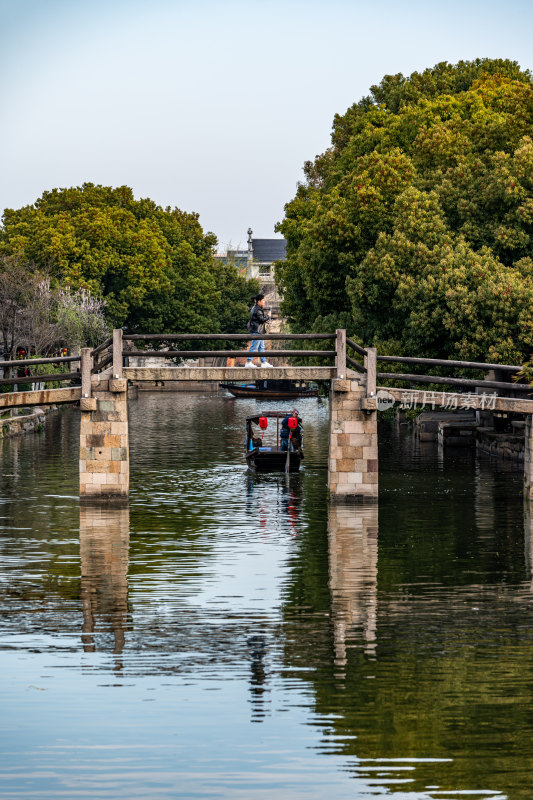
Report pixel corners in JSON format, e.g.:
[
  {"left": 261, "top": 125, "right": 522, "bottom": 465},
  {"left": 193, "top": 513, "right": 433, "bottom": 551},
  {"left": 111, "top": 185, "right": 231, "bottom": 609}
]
[{"left": 0, "top": 406, "right": 52, "bottom": 439}]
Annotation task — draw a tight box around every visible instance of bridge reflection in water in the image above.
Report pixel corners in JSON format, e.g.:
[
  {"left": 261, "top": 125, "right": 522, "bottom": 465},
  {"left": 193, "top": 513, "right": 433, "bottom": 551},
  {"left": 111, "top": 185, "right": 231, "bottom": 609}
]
[
  {"left": 79, "top": 506, "right": 130, "bottom": 667},
  {"left": 328, "top": 504, "right": 378, "bottom": 677},
  {"left": 526, "top": 505, "right": 533, "bottom": 586}
]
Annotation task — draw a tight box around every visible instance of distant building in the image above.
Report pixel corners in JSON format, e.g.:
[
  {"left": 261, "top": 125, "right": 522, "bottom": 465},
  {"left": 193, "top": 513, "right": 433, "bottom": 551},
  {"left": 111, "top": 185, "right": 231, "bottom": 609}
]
[
  {"left": 215, "top": 231, "right": 286, "bottom": 276},
  {"left": 216, "top": 249, "right": 248, "bottom": 269},
  {"left": 245, "top": 229, "right": 287, "bottom": 283},
  {"left": 245, "top": 229, "right": 285, "bottom": 318},
  {"left": 214, "top": 229, "right": 287, "bottom": 318}
]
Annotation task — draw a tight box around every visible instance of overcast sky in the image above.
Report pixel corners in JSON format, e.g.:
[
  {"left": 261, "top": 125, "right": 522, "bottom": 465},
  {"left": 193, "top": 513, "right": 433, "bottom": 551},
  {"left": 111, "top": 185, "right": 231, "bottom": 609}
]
[{"left": 1, "top": 0, "right": 532, "bottom": 252}]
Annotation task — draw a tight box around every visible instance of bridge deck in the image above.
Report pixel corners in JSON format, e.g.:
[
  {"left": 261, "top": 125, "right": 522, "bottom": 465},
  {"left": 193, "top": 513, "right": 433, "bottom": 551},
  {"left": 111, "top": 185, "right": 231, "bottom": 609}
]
[
  {"left": 0, "top": 370, "right": 532, "bottom": 415},
  {"left": 0, "top": 386, "right": 82, "bottom": 410},
  {"left": 123, "top": 366, "right": 338, "bottom": 382},
  {"left": 373, "top": 386, "right": 533, "bottom": 415}
]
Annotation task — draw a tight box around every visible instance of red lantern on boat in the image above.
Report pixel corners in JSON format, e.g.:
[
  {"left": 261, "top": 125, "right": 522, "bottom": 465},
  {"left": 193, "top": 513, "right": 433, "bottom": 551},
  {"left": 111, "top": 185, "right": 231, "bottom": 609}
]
[
  {"left": 288, "top": 416, "right": 298, "bottom": 429},
  {"left": 258, "top": 416, "right": 268, "bottom": 430}
]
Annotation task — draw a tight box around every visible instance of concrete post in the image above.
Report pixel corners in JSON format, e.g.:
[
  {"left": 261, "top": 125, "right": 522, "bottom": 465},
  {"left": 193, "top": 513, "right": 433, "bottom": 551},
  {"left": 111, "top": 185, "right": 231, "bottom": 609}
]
[
  {"left": 336, "top": 329, "right": 346, "bottom": 379},
  {"left": 79, "top": 375, "right": 129, "bottom": 504},
  {"left": 328, "top": 377, "right": 378, "bottom": 502},
  {"left": 365, "top": 347, "right": 377, "bottom": 398},
  {"left": 112, "top": 328, "right": 123, "bottom": 379},
  {"left": 81, "top": 348, "right": 92, "bottom": 399},
  {"left": 525, "top": 415, "right": 533, "bottom": 505}
]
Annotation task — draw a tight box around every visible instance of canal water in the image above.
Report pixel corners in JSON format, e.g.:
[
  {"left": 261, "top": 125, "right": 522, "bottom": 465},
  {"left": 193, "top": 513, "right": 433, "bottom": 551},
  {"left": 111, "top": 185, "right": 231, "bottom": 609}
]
[{"left": 0, "top": 393, "right": 531, "bottom": 799}]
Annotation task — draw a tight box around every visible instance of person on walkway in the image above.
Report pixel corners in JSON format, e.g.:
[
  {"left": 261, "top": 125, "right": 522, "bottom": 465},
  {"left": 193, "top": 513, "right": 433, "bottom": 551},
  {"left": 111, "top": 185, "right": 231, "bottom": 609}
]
[{"left": 246, "top": 294, "right": 273, "bottom": 368}]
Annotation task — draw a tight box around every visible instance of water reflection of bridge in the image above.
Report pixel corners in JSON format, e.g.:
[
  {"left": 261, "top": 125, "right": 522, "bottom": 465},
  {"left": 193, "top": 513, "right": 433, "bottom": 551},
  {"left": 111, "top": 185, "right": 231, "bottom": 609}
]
[
  {"left": 328, "top": 505, "right": 378, "bottom": 673},
  {"left": 83, "top": 499, "right": 533, "bottom": 667},
  {"left": 76, "top": 489, "right": 533, "bottom": 795},
  {"left": 80, "top": 506, "right": 129, "bottom": 671}
]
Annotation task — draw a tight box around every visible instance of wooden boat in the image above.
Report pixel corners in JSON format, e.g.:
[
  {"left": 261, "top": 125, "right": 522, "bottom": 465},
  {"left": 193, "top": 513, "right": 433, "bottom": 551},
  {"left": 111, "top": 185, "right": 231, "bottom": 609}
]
[
  {"left": 245, "top": 411, "right": 303, "bottom": 472},
  {"left": 222, "top": 379, "right": 318, "bottom": 399}
]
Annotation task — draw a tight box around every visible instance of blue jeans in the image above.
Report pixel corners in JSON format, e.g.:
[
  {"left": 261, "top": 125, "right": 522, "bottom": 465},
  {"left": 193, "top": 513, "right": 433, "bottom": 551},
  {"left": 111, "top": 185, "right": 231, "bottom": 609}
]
[{"left": 247, "top": 338, "right": 266, "bottom": 362}]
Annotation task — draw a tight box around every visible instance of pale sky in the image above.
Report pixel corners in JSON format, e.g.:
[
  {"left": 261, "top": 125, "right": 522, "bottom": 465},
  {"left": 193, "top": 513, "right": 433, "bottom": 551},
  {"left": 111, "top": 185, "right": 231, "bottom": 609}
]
[{"left": 1, "top": 0, "right": 532, "bottom": 252}]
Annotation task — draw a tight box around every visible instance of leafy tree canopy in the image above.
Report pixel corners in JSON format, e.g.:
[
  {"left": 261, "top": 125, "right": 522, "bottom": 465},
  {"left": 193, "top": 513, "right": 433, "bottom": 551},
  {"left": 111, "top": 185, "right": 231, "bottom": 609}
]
[
  {"left": 276, "top": 59, "right": 533, "bottom": 363},
  {"left": 0, "top": 183, "right": 257, "bottom": 337}
]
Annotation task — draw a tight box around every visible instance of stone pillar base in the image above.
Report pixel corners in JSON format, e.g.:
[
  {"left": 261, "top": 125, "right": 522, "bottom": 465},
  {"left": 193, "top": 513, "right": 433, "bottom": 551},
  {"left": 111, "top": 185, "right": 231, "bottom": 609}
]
[
  {"left": 79, "top": 380, "right": 129, "bottom": 502},
  {"left": 79, "top": 495, "right": 130, "bottom": 506},
  {"left": 330, "top": 492, "right": 378, "bottom": 504},
  {"left": 328, "top": 378, "right": 378, "bottom": 502}
]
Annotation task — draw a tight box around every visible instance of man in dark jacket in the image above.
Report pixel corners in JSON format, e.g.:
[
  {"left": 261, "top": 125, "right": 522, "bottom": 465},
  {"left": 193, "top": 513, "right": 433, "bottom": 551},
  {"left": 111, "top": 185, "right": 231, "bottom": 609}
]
[
  {"left": 246, "top": 294, "right": 273, "bottom": 368},
  {"left": 280, "top": 409, "right": 302, "bottom": 451}
]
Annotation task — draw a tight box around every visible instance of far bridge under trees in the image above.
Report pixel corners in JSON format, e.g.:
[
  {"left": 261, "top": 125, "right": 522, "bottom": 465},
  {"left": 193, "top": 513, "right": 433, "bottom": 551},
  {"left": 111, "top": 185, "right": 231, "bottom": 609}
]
[{"left": 1, "top": 330, "right": 532, "bottom": 505}]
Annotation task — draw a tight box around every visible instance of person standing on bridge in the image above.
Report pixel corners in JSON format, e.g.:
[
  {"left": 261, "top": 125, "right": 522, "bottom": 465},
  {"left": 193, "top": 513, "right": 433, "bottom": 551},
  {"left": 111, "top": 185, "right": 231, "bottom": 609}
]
[{"left": 246, "top": 294, "right": 273, "bottom": 368}]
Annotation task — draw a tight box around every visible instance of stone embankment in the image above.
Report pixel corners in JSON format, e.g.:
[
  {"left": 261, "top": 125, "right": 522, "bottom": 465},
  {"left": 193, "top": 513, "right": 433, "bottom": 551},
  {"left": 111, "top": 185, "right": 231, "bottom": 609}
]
[
  {"left": 476, "top": 426, "right": 525, "bottom": 461},
  {"left": 0, "top": 407, "right": 51, "bottom": 439},
  {"left": 414, "top": 410, "right": 526, "bottom": 461}
]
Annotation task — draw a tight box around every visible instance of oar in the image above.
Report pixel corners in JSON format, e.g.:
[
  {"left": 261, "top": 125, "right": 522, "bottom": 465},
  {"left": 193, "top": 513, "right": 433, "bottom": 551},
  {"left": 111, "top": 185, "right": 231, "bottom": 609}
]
[{"left": 285, "top": 432, "right": 292, "bottom": 473}]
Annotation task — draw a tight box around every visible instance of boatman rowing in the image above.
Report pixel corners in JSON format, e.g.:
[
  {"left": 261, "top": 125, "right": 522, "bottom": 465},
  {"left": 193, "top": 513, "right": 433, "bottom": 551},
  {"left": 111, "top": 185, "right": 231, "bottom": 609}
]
[{"left": 280, "top": 409, "right": 302, "bottom": 452}]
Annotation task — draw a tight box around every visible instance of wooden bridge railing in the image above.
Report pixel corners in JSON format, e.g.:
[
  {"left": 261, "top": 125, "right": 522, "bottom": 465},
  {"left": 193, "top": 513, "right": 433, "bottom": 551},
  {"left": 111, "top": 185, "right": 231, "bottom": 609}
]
[
  {"left": 91, "top": 335, "right": 114, "bottom": 373},
  {"left": 121, "top": 331, "right": 346, "bottom": 375},
  {"left": 0, "top": 334, "right": 117, "bottom": 390},
  {"left": 116, "top": 330, "right": 531, "bottom": 395},
  {"left": 1, "top": 328, "right": 531, "bottom": 400},
  {"left": 0, "top": 353, "right": 81, "bottom": 387},
  {"left": 342, "top": 338, "right": 531, "bottom": 394},
  {"left": 374, "top": 354, "right": 531, "bottom": 394},
  {"left": 0, "top": 333, "right": 118, "bottom": 403},
  {"left": 346, "top": 337, "right": 368, "bottom": 373}
]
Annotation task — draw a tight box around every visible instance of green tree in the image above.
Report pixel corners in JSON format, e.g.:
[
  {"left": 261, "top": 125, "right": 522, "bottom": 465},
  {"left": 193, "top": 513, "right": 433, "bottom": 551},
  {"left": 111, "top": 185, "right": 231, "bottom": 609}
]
[
  {"left": 276, "top": 59, "right": 533, "bottom": 363},
  {"left": 1, "top": 184, "right": 257, "bottom": 338}
]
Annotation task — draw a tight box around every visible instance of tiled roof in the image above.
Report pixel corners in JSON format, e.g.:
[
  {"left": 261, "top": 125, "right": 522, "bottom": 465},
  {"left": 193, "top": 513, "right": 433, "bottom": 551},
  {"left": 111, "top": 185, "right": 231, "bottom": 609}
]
[{"left": 252, "top": 238, "right": 287, "bottom": 263}]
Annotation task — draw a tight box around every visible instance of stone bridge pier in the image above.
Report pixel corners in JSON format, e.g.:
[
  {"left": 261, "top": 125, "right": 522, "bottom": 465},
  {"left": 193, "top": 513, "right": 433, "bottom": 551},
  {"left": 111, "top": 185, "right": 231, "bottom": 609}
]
[
  {"left": 328, "top": 373, "right": 378, "bottom": 503},
  {"left": 79, "top": 338, "right": 129, "bottom": 504}
]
